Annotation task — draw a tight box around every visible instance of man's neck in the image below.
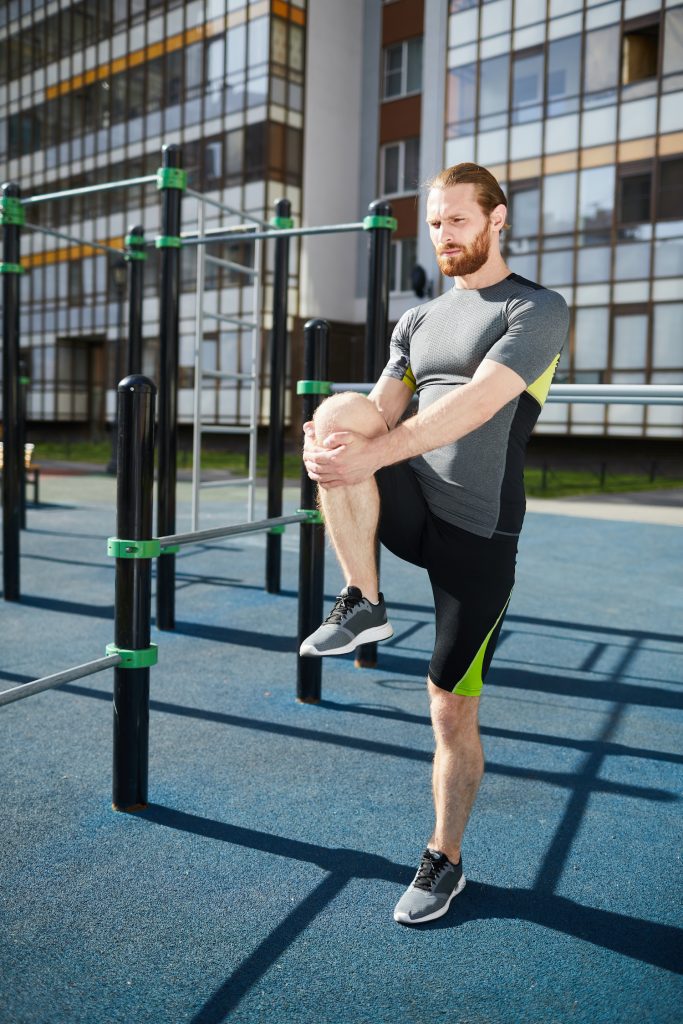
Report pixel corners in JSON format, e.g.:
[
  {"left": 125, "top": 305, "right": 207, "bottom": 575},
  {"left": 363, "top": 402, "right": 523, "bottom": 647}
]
[{"left": 452, "top": 257, "right": 511, "bottom": 291}]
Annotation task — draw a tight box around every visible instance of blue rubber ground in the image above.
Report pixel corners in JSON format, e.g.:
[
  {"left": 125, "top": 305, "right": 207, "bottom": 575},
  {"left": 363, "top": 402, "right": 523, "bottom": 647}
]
[{"left": 1, "top": 478, "right": 682, "bottom": 1023}]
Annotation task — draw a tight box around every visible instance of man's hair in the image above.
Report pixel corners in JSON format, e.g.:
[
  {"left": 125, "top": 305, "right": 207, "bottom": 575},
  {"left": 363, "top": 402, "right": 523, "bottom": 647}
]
[{"left": 427, "top": 163, "right": 509, "bottom": 225}]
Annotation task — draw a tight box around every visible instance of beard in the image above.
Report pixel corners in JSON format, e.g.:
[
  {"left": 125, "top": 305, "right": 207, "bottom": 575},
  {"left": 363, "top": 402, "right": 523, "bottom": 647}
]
[{"left": 437, "top": 222, "right": 491, "bottom": 278}]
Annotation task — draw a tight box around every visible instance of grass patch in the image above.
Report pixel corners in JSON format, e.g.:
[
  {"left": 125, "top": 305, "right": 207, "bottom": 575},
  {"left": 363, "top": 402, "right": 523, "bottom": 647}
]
[{"left": 524, "top": 467, "right": 683, "bottom": 498}]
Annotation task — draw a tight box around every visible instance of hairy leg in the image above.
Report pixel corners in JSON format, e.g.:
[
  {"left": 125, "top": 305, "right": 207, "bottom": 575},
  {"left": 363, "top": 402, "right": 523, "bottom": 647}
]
[
  {"left": 427, "top": 679, "right": 484, "bottom": 863},
  {"left": 313, "top": 392, "right": 388, "bottom": 603}
]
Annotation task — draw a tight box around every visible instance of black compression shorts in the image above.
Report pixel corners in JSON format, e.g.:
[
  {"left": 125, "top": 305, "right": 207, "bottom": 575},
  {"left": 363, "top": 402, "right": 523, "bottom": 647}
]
[{"left": 376, "top": 461, "right": 517, "bottom": 696}]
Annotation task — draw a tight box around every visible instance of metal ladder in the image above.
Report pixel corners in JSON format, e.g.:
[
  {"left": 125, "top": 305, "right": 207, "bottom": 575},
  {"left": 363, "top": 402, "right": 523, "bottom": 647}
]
[{"left": 190, "top": 192, "right": 265, "bottom": 531}]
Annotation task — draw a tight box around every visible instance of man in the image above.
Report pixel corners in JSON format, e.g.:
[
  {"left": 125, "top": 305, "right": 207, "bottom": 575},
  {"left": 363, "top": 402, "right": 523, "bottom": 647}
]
[{"left": 300, "top": 163, "right": 569, "bottom": 925}]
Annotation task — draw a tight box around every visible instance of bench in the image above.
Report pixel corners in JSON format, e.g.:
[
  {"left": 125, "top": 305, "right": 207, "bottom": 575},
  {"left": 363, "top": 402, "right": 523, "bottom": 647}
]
[{"left": 0, "top": 441, "right": 41, "bottom": 504}]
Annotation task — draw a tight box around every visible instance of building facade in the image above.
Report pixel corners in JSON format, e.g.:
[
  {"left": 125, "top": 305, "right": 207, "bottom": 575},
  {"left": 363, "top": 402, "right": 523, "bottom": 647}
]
[{"left": 1, "top": 0, "right": 682, "bottom": 439}]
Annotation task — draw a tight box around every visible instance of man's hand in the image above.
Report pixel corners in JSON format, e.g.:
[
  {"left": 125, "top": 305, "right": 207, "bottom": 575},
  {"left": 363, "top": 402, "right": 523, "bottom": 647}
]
[{"left": 302, "top": 420, "right": 383, "bottom": 488}]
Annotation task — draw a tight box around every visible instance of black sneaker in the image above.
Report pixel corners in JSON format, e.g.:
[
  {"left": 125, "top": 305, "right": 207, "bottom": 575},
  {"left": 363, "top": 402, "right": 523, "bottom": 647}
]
[
  {"left": 393, "top": 848, "right": 466, "bottom": 925},
  {"left": 298, "top": 586, "right": 393, "bottom": 657}
]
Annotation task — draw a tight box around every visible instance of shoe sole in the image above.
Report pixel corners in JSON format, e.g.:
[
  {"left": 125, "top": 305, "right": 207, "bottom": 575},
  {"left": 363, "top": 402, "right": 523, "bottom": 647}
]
[
  {"left": 393, "top": 874, "right": 466, "bottom": 925},
  {"left": 299, "top": 623, "right": 394, "bottom": 657}
]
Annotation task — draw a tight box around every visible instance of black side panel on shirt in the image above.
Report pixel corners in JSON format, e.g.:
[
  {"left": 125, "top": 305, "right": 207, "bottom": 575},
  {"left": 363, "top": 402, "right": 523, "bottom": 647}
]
[{"left": 495, "top": 391, "right": 544, "bottom": 534}]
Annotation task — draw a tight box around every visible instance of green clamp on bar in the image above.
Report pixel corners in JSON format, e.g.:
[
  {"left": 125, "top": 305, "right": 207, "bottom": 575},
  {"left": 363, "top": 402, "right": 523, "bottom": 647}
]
[
  {"left": 296, "top": 508, "right": 324, "bottom": 525},
  {"left": 125, "top": 234, "right": 147, "bottom": 260},
  {"left": 362, "top": 215, "right": 398, "bottom": 232},
  {"left": 125, "top": 250, "right": 147, "bottom": 261},
  {"left": 19, "top": 376, "right": 30, "bottom": 386},
  {"left": 125, "top": 233, "right": 146, "bottom": 246},
  {"left": 155, "top": 235, "right": 182, "bottom": 249},
  {"left": 296, "top": 380, "right": 332, "bottom": 396},
  {"left": 107, "top": 537, "right": 161, "bottom": 559},
  {"left": 156, "top": 167, "right": 187, "bottom": 191},
  {"left": 0, "top": 196, "right": 26, "bottom": 227},
  {"left": 270, "top": 216, "right": 294, "bottom": 229},
  {"left": 106, "top": 643, "right": 159, "bottom": 669},
  {"left": 268, "top": 525, "right": 286, "bottom": 535},
  {"left": 0, "top": 262, "right": 24, "bottom": 274},
  {"left": 160, "top": 545, "right": 180, "bottom": 555}
]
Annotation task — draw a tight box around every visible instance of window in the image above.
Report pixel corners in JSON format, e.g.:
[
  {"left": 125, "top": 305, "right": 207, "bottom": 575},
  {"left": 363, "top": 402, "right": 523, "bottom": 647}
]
[
  {"left": 447, "top": 64, "right": 476, "bottom": 135},
  {"left": 578, "top": 166, "right": 615, "bottom": 233},
  {"left": 612, "top": 311, "right": 648, "bottom": 370},
  {"left": 512, "top": 49, "right": 544, "bottom": 124},
  {"left": 618, "top": 168, "right": 652, "bottom": 225},
  {"left": 381, "top": 138, "right": 420, "bottom": 195},
  {"left": 543, "top": 172, "right": 577, "bottom": 235},
  {"left": 546, "top": 34, "right": 581, "bottom": 116},
  {"left": 663, "top": 9, "right": 683, "bottom": 76},
  {"left": 584, "top": 26, "right": 620, "bottom": 97},
  {"left": 478, "top": 55, "right": 509, "bottom": 131},
  {"left": 622, "top": 21, "right": 659, "bottom": 86},
  {"left": 383, "top": 37, "right": 423, "bottom": 99},
  {"left": 507, "top": 181, "right": 540, "bottom": 253},
  {"left": 389, "top": 238, "right": 418, "bottom": 294},
  {"left": 657, "top": 158, "right": 683, "bottom": 220}
]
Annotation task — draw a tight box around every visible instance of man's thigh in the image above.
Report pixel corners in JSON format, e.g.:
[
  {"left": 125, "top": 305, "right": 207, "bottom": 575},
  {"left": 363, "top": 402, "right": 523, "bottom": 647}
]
[{"left": 376, "top": 462, "right": 428, "bottom": 569}]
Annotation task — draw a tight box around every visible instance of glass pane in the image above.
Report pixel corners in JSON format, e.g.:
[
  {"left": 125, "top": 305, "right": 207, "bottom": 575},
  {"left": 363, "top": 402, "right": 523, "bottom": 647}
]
[
  {"left": 477, "top": 127, "right": 508, "bottom": 165},
  {"left": 581, "top": 105, "right": 617, "bottom": 146},
  {"left": 227, "top": 24, "right": 246, "bottom": 73},
  {"left": 663, "top": 9, "right": 683, "bottom": 75},
  {"left": 653, "top": 303, "right": 683, "bottom": 365},
  {"left": 579, "top": 166, "right": 615, "bottom": 231},
  {"left": 619, "top": 173, "right": 651, "bottom": 224},
  {"left": 576, "top": 246, "right": 611, "bottom": 282},
  {"left": 574, "top": 306, "right": 609, "bottom": 368},
  {"left": 481, "top": 0, "right": 511, "bottom": 38},
  {"left": 383, "top": 145, "right": 400, "bottom": 194},
  {"left": 547, "top": 34, "right": 581, "bottom": 113},
  {"left": 541, "top": 249, "right": 574, "bottom": 285},
  {"left": 653, "top": 237, "right": 683, "bottom": 277},
  {"left": 447, "top": 64, "right": 476, "bottom": 133},
  {"left": 406, "top": 38, "right": 423, "bottom": 92},
  {"left": 515, "top": 0, "right": 545, "bottom": 27},
  {"left": 404, "top": 137, "right": 420, "bottom": 190},
  {"left": 384, "top": 45, "right": 403, "bottom": 98},
  {"left": 271, "top": 17, "right": 287, "bottom": 65},
  {"left": 449, "top": 7, "right": 479, "bottom": 45},
  {"left": 479, "top": 55, "right": 509, "bottom": 117},
  {"left": 206, "top": 38, "right": 225, "bottom": 88},
  {"left": 657, "top": 158, "right": 683, "bottom": 219},
  {"left": 612, "top": 313, "right": 648, "bottom": 368},
  {"left": 584, "top": 25, "right": 620, "bottom": 94},
  {"left": 614, "top": 242, "right": 651, "bottom": 279},
  {"left": 400, "top": 238, "right": 417, "bottom": 292},
  {"left": 185, "top": 42, "right": 203, "bottom": 96},
  {"left": 508, "top": 185, "right": 540, "bottom": 244},
  {"left": 543, "top": 172, "right": 577, "bottom": 234},
  {"left": 248, "top": 17, "right": 268, "bottom": 67},
  {"left": 512, "top": 51, "right": 544, "bottom": 122}
]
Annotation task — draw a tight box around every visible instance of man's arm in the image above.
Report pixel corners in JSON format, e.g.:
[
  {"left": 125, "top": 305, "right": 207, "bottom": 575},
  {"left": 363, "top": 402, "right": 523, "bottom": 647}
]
[
  {"left": 368, "top": 376, "right": 415, "bottom": 430},
  {"left": 310, "top": 358, "right": 527, "bottom": 487}
]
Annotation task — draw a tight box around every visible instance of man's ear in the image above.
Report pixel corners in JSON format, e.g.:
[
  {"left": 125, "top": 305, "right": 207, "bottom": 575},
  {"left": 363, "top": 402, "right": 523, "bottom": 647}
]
[{"left": 490, "top": 203, "right": 507, "bottom": 233}]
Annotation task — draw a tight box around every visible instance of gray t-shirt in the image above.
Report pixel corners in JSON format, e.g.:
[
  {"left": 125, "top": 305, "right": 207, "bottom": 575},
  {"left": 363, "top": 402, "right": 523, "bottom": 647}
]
[{"left": 381, "top": 273, "right": 569, "bottom": 538}]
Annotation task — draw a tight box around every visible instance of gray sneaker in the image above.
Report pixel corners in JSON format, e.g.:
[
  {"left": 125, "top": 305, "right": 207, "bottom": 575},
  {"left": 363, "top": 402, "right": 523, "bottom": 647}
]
[
  {"left": 393, "top": 848, "right": 466, "bottom": 925},
  {"left": 299, "top": 586, "right": 393, "bottom": 657}
]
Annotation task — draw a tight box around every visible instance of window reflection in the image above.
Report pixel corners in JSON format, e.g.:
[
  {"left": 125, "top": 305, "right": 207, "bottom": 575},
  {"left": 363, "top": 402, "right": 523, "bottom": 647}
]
[
  {"left": 614, "top": 242, "right": 651, "bottom": 279},
  {"left": 507, "top": 182, "right": 540, "bottom": 253},
  {"left": 543, "top": 172, "right": 577, "bottom": 234},
  {"left": 574, "top": 306, "right": 609, "bottom": 370},
  {"left": 546, "top": 34, "right": 581, "bottom": 116},
  {"left": 612, "top": 313, "right": 648, "bottom": 369},
  {"left": 447, "top": 64, "right": 476, "bottom": 136},
  {"left": 479, "top": 55, "right": 509, "bottom": 131},
  {"left": 583, "top": 25, "right": 620, "bottom": 99},
  {"left": 579, "top": 166, "right": 615, "bottom": 232},
  {"left": 512, "top": 50, "right": 544, "bottom": 123},
  {"left": 576, "top": 246, "right": 611, "bottom": 282}
]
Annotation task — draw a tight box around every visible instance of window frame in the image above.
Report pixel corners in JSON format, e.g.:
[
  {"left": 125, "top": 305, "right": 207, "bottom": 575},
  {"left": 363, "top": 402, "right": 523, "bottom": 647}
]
[
  {"left": 379, "top": 137, "right": 420, "bottom": 198},
  {"left": 382, "top": 37, "right": 423, "bottom": 101}
]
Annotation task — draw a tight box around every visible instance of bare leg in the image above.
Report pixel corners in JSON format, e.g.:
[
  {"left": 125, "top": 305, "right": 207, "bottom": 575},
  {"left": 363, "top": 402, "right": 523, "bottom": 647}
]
[
  {"left": 427, "top": 679, "right": 484, "bottom": 863},
  {"left": 313, "top": 393, "right": 388, "bottom": 603}
]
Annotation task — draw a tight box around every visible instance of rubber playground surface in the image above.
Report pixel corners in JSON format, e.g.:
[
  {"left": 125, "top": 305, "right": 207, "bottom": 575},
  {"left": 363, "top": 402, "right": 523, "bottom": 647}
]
[{"left": 1, "top": 473, "right": 682, "bottom": 1024}]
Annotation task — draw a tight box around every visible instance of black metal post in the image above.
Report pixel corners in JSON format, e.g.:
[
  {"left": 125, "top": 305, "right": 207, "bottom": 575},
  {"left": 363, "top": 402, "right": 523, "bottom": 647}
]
[
  {"left": 107, "top": 258, "right": 127, "bottom": 475},
  {"left": 2, "top": 182, "right": 23, "bottom": 601},
  {"left": 297, "top": 319, "right": 329, "bottom": 704},
  {"left": 112, "top": 375, "right": 156, "bottom": 812},
  {"left": 357, "top": 199, "right": 393, "bottom": 668},
  {"left": 266, "top": 198, "right": 292, "bottom": 594},
  {"left": 125, "top": 225, "right": 145, "bottom": 376},
  {"left": 156, "top": 145, "right": 183, "bottom": 631},
  {"left": 18, "top": 359, "right": 28, "bottom": 530}
]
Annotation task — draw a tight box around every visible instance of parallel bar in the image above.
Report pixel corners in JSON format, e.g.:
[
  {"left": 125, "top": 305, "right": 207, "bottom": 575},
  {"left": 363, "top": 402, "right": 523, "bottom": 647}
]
[
  {"left": 205, "top": 254, "right": 258, "bottom": 277},
  {"left": 330, "top": 382, "right": 683, "bottom": 405},
  {"left": 199, "top": 424, "right": 254, "bottom": 434},
  {"left": 22, "top": 176, "right": 157, "bottom": 205},
  {"left": 191, "top": 197, "right": 206, "bottom": 533},
  {"left": 204, "top": 310, "right": 258, "bottom": 330},
  {"left": 0, "top": 655, "right": 121, "bottom": 708},
  {"left": 199, "top": 476, "right": 255, "bottom": 489},
  {"left": 182, "top": 222, "right": 365, "bottom": 246},
  {"left": 185, "top": 187, "right": 267, "bottom": 226},
  {"left": 159, "top": 512, "right": 309, "bottom": 549},
  {"left": 2, "top": 182, "right": 22, "bottom": 601},
  {"left": 201, "top": 368, "right": 255, "bottom": 381},
  {"left": 23, "top": 221, "right": 124, "bottom": 256}
]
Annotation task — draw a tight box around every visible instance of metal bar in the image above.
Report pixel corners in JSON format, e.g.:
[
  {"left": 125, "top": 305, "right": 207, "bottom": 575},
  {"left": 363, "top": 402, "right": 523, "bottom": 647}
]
[
  {"left": 156, "top": 144, "right": 183, "bottom": 632},
  {"left": 0, "top": 655, "right": 121, "bottom": 708},
  {"left": 266, "top": 198, "right": 291, "bottom": 595},
  {"left": 18, "top": 359, "right": 27, "bottom": 530},
  {"left": 22, "top": 176, "right": 158, "bottom": 205},
  {"left": 297, "top": 319, "right": 329, "bottom": 704},
  {"left": 199, "top": 476, "right": 255, "bottom": 489},
  {"left": 191, "top": 197, "right": 206, "bottom": 533},
  {"left": 357, "top": 200, "right": 393, "bottom": 670},
  {"left": 23, "top": 221, "right": 124, "bottom": 256},
  {"left": 182, "top": 222, "right": 365, "bottom": 246},
  {"left": 205, "top": 254, "right": 258, "bottom": 277},
  {"left": 126, "top": 225, "right": 145, "bottom": 376},
  {"left": 204, "top": 310, "right": 258, "bottom": 330},
  {"left": 247, "top": 237, "right": 263, "bottom": 522},
  {"left": 159, "top": 512, "right": 309, "bottom": 549},
  {"left": 199, "top": 424, "right": 254, "bottom": 435},
  {"left": 201, "top": 369, "right": 255, "bottom": 382},
  {"left": 112, "top": 375, "right": 156, "bottom": 812},
  {"left": 185, "top": 187, "right": 268, "bottom": 226},
  {"left": 329, "top": 382, "right": 683, "bottom": 405},
  {"left": 2, "top": 182, "right": 22, "bottom": 602}
]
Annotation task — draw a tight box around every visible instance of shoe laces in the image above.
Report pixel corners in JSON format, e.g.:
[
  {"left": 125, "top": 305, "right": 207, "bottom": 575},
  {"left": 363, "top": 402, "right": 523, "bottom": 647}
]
[
  {"left": 413, "top": 850, "right": 449, "bottom": 892},
  {"left": 325, "top": 591, "right": 363, "bottom": 625}
]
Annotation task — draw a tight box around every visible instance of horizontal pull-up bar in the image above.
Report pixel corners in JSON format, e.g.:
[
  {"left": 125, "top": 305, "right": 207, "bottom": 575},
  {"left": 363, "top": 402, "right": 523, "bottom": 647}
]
[
  {"left": 0, "top": 654, "right": 121, "bottom": 708},
  {"left": 329, "top": 382, "right": 683, "bottom": 406},
  {"left": 157, "top": 511, "right": 318, "bottom": 550},
  {"left": 21, "top": 176, "right": 158, "bottom": 206},
  {"left": 24, "top": 221, "right": 124, "bottom": 256},
  {"left": 181, "top": 221, "right": 367, "bottom": 246}
]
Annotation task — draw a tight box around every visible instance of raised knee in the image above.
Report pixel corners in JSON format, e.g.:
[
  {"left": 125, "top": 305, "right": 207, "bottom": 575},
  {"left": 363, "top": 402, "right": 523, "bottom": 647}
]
[{"left": 314, "top": 392, "right": 387, "bottom": 440}]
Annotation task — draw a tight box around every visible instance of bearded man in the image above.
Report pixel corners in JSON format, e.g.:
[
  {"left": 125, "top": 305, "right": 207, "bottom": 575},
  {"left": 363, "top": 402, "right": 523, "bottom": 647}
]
[{"left": 300, "top": 162, "right": 569, "bottom": 925}]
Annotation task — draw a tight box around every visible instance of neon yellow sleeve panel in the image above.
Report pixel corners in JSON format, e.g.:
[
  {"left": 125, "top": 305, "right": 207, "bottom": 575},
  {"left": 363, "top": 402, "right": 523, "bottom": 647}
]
[
  {"left": 402, "top": 365, "right": 417, "bottom": 393},
  {"left": 526, "top": 354, "right": 560, "bottom": 408}
]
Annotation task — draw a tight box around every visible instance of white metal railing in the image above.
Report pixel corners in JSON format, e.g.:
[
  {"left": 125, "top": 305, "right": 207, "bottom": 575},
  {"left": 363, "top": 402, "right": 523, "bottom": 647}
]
[{"left": 330, "top": 383, "right": 683, "bottom": 405}]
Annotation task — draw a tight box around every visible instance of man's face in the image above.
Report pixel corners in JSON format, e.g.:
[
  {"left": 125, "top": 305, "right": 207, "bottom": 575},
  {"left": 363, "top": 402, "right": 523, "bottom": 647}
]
[{"left": 426, "top": 184, "right": 498, "bottom": 278}]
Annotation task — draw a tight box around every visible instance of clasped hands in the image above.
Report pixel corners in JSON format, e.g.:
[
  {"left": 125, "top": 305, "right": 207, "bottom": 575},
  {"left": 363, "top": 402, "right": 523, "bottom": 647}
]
[{"left": 302, "top": 421, "right": 383, "bottom": 488}]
